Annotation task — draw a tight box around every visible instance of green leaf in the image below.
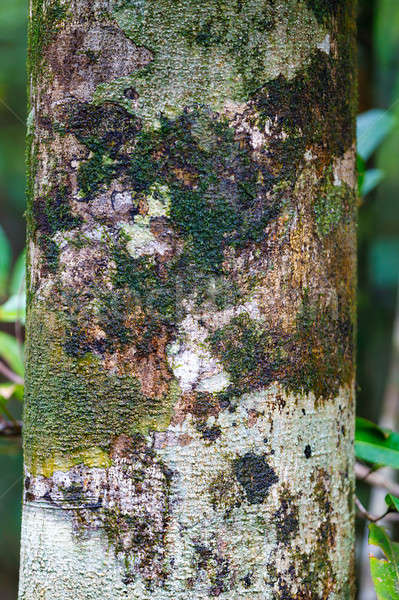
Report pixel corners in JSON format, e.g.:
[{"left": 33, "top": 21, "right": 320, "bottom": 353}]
[
  {"left": 355, "top": 442, "right": 399, "bottom": 469},
  {"left": 357, "top": 109, "right": 395, "bottom": 161},
  {"left": 355, "top": 418, "right": 399, "bottom": 468},
  {"left": 385, "top": 494, "right": 399, "bottom": 512},
  {"left": 356, "top": 417, "right": 389, "bottom": 439},
  {"left": 0, "top": 293, "right": 25, "bottom": 323},
  {"left": 0, "top": 225, "right": 11, "bottom": 298},
  {"left": 370, "top": 557, "right": 399, "bottom": 600},
  {"left": 362, "top": 169, "right": 385, "bottom": 196},
  {"left": 369, "top": 524, "right": 399, "bottom": 600},
  {"left": 0, "top": 331, "right": 23, "bottom": 376},
  {"left": 12, "top": 383, "right": 23, "bottom": 401},
  {"left": 369, "top": 523, "right": 399, "bottom": 564},
  {"left": 9, "top": 249, "right": 25, "bottom": 295}
]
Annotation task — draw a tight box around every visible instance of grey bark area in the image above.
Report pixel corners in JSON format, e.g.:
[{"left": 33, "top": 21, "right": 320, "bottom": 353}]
[{"left": 19, "top": 1, "right": 358, "bottom": 598}]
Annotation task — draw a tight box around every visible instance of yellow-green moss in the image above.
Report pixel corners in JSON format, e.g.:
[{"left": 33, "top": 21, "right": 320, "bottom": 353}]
[
  {"left": 32, "top": 447, "right": 112, "bottom": 478},
  {"left": 24, "top": 304, "right": 176, "bottom": 475},
  {"left": 314, "top": 167, "right": 356, "bottom": 237}
]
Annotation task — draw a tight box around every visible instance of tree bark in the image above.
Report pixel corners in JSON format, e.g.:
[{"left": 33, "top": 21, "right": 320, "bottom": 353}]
[{"left": 19, "top": 1, "right": 358, "bottom": 598}]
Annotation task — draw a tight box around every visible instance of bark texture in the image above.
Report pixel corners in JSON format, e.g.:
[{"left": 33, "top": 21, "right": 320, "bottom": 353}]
[{"left": 19, "top": 1, "right": 358, "bottom": 598}]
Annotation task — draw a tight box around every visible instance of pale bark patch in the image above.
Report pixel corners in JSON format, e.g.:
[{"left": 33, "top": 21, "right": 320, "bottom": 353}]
[{"left": 20, "top": 384, "right": 355, "bottom": 599}]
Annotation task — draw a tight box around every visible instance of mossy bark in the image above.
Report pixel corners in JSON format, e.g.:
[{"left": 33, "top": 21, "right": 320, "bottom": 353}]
[{"left": 19, "top": 1, "right": 357, "bottom": 598}]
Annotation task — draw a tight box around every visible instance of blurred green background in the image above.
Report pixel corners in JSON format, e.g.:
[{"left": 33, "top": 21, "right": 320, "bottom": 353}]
[{"left": 0, "top": 1, "right": 399, "bottom": 598}]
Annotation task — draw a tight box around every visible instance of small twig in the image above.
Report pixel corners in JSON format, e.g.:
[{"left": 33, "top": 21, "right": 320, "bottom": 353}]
[
  {"left": 0, "top": 360, "right": 24, "bottom": 385},
  {"left": 355, "top": 496, "right": 391, "bottom": 522},
  {"left": 356, "top": 461, "right": 399, "bottom": 497},
  {"left": 0, "top": 418, "right": 22, "bottom": 437}
]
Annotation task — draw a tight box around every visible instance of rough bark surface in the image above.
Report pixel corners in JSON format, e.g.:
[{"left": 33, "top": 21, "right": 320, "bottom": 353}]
[{"left": 19, "top": 1, "right": 357, "bottom": 598}]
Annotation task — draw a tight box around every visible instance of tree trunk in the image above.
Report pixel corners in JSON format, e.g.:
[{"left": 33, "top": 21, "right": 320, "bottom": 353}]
[{"left": 19, "top": 1, "right": 358, "bottom": 598}]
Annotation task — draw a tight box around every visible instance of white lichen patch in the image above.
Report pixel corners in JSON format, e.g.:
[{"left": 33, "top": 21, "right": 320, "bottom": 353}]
[
  {"left": 111, "top": 190, "right": 133, "bottom": 212},
  {"left": 167, "top": 298, "right": 263, "bottom": 393},
  {"left": 124, "top": 224, "right": 168, "bottom": 258},
  {"left": 333, "top": 146, "right": 357, "bottom": 190},
  {"left": 317, "top": 33, "right": 331, "bottom": 54},
  {"left": 123, "top": 183, "right": 172, "bottom": 258},
  {"left": 250, "top": 127, "right": 267, "bottom": 151},
  {"left": 26, "top": 108, "right": 35, "bottom": 135},
  {"left": 261, "top": 117, "right": 288, "bottom": 141},
  {"left": 146, "top": 183, "right": 171, "bottom": 217},
  {"left": 304, "top": 148, "right": 315, "bottom": 162},
  {"left": 57, "top": 231, "right": 114, "bottom": 290},
  {"left": 167, "top": 335, "right": 230, "bottom": 394}
]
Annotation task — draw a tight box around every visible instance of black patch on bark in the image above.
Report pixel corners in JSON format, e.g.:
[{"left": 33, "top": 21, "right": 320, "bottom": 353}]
[
  {"left": 304, "top": 444, "right": 312, "bottom": 459},
  {"left": 274, "top": 495, "right": 299, "bottom": 545},
  {"left": 242, "top": 572, "right": 252, "bottom": 588},
  {"left": 254, "top": 49, "right": 355, "bottom": 178},
  {"left": 193, "top": 544, "right": 231, "bottom": 596},
  {"left": 198, "top": 424, "right": 222, "bottom": 442},
  {"left": 233, "top": 452, "right": 278, "bottom": 504},
  {"left": 124, "top": 87, "right": 139, "bottom": 100}
]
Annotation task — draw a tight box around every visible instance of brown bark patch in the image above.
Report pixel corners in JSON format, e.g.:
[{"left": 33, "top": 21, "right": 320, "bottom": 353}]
[{"left": 47, "top": 24, "right": 153, "bottom": 102}]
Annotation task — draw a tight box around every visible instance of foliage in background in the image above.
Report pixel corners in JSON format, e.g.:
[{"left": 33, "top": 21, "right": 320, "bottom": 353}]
[
  {"left": 0, "top": 2, "right": 27, "bottom": 596},
  {"left": 357, "top": 108, "right": 395, "bottom": 196},
  {"left": 0, "top": 0, "right": 27, "bottom": 221},
  {"left": 0, "top": 224, "right": 24, "bottom": 418},
  {"left": 355, "top": 107, "right": 399, "bottom": 599},
  {"left": 356, "top": 416, "right": 399, "bottom": 598},
  {"left": 368, "top": 523, "right": 399, "bottom": 599}
]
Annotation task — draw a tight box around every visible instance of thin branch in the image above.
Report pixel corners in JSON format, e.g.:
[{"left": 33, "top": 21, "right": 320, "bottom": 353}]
[
  {"left": 0, "top": 360, "right": 24, "bottom": 385},
  {"left": 0, "top": 97, "right": 25, "bottom": 125},
  {"left": 356, "top": 461, "right": 399, "bottom": 497},
  {"left": 355, "top": 496, "right": 390, "bottom": 522},
  {"left": 0, "top": 418, "right": 22, "bottom": 437}
]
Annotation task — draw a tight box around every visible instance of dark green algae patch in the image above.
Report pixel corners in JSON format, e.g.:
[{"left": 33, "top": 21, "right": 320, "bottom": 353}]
[
  {"left": 31, "top": 184, "right": 83, "bottom": 274},
  {"left": 68, "top": 102, "right": 282, "bottom": 250},
  {"left": 23, "top": 305, "right": 176, "bottom": 475},
  {"left": 62, "top": 101, "right": 284, "bottom": 321},
  {"left": 304, "top": 0, "right": 347, "bottom": 24},
  {"left": 208, "top": 293, "right": 354, "bottom": 401},
  {"left": 252, "top": 48, "right": 356, "bottom": 179}
]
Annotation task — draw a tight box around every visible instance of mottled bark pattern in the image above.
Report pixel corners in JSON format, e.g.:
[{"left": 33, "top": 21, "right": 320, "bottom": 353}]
[{"left": 20, "top": 1, "right": 357, "bottom": 598}]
